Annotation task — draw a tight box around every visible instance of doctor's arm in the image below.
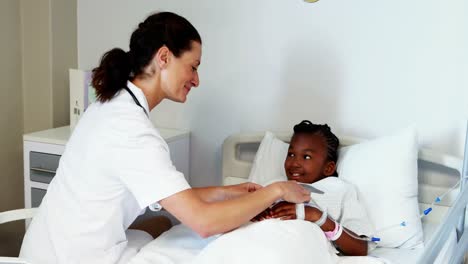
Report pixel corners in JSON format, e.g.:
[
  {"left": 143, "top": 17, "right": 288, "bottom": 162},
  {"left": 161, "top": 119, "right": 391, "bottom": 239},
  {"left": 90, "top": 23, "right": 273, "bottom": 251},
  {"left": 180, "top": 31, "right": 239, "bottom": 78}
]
[
  {"left": 191, "top": 182, "right": 262, "bottom": 202},
  {"left": 159, "top": 181, "right": 310, "bottom": 238}
]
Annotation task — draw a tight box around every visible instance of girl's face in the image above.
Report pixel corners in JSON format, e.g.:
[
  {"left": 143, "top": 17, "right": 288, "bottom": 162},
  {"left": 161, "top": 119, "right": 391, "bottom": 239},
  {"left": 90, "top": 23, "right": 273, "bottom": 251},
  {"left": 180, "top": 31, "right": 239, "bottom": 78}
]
[
  {"left": 161, "top": 41, "right": 201, "bottom": 103},
  {"left": 284, "top": 133, "right": 336, "bottom": 184}
]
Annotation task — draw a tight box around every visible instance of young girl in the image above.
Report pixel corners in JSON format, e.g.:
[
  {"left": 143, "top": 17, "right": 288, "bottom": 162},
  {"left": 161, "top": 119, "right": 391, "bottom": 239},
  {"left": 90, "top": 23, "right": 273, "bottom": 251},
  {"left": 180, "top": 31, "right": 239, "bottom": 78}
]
[{"left": 256, "top": 120, "right": 374, "bottom": 256}]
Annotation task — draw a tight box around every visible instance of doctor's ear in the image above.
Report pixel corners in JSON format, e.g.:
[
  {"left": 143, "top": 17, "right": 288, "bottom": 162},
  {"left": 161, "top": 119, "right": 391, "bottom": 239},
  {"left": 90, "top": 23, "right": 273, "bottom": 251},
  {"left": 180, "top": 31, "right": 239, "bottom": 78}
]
[{"left": 154, "top": 46, "right": 171, "bottom": 69}]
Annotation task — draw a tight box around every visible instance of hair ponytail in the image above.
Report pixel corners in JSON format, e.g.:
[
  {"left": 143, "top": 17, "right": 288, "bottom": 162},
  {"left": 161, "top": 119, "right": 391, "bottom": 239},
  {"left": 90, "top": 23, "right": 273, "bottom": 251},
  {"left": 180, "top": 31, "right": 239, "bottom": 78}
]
[{"left": 92, "top": 48, "right": 131, "bottom": 102}]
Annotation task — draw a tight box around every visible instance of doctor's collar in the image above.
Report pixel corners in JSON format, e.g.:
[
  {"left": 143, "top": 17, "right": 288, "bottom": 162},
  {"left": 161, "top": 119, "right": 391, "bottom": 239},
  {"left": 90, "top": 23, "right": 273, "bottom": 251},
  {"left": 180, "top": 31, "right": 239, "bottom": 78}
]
[{"left": 126, "top": 81, "right": 150, "bottom": 116}]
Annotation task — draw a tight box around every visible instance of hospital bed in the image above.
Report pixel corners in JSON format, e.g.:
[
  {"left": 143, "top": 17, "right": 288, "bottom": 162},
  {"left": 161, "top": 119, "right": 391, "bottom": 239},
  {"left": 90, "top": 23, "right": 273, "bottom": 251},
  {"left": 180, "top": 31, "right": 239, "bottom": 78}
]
[
  {"left": 222, "top": 132, "right": 468, "bottom": 264},
  {"left": 1, "top": 131, "right": 467, "bottom": 263}
]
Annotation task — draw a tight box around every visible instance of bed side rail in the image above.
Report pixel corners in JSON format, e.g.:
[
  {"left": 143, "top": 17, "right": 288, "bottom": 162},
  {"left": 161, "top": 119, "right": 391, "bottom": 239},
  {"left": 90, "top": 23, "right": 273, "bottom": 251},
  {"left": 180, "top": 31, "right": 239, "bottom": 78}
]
[{"left": 417, "top": 186, "right": 468, "bottom": 264}]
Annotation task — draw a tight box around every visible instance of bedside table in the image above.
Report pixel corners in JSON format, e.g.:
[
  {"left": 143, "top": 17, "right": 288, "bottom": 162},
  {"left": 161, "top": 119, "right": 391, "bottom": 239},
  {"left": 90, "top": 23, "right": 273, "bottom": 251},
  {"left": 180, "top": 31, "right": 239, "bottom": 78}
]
[{"left": 23, "top": 126, "right": 190, "bottom": 215}]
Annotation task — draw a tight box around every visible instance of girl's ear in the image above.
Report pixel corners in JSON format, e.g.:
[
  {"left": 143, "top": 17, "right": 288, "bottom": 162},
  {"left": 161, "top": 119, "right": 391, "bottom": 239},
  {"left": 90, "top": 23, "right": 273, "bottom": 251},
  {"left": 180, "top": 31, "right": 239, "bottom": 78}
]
[{"left": 323, "top": 161, "right": 337, "bottom": 176}]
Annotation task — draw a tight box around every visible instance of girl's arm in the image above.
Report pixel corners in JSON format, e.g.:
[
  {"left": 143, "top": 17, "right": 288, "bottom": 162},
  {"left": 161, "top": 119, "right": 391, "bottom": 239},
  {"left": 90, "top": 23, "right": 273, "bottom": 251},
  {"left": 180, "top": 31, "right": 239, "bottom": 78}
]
[
  {"left": 269, "top": 202, "right": 368, "bottom": 256},
  {"left": 159, "top": 181, "right": 310, "bottom": 238},
  {"left": 306, "top": 207, "right": 368, "bottom": 256}
]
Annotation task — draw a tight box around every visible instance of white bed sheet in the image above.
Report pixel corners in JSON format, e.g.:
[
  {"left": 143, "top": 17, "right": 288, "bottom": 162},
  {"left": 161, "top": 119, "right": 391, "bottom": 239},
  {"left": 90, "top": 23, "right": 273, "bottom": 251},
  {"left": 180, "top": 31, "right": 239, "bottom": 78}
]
[
  {"left": 370, "top": 247, "right": 423, "bottom": 264},
  {"left": 369, "top": 221, "right": 456, "bottom": 264}
]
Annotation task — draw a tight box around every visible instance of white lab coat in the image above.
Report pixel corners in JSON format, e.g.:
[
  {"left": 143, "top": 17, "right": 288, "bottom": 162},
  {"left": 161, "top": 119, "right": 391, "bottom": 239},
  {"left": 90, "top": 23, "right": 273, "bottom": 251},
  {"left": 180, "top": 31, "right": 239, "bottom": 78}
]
[{"left": 20, "top": 81, "right": 190, "bottom": 264}]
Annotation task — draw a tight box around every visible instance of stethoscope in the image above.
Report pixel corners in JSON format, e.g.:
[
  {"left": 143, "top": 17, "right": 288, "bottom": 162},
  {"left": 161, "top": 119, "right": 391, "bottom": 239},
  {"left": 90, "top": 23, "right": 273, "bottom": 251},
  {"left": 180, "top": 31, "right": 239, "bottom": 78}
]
[{"left": 124, "top": 86, "right": 149, "bottom": 117}]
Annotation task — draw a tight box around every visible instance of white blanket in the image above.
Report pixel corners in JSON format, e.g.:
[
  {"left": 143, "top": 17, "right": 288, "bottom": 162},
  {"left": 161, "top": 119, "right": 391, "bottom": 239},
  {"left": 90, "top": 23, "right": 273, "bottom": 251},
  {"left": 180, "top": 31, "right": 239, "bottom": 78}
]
[
  {"left": 128, "top": 224, "right": 218, "bottom": 264},
  {"left": 130, "top": 220, "right": 385, "bottom": 264},
  {"left": 191, "top": 219, "right": 338, "bottom": 264}
]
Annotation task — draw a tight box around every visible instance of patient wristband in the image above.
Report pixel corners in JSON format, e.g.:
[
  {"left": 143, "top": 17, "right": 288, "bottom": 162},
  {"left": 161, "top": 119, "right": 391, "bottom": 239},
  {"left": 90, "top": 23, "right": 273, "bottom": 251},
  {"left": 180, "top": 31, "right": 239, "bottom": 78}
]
[
  {"left": 314, "top": 209, "right": 327, "bottom": 227},
  {"left": 325, "top": 221, "right": 343, "bottom": 241},
  {"left": 295, "top": 203, "right": 305, "bottom": 220}
]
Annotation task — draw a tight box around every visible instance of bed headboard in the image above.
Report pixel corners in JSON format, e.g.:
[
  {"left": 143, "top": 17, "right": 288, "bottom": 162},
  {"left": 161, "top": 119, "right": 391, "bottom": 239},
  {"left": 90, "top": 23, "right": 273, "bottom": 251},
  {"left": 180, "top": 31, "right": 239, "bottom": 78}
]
[{"left": 222, "top": 132, "right": 463, "bottom": 223}]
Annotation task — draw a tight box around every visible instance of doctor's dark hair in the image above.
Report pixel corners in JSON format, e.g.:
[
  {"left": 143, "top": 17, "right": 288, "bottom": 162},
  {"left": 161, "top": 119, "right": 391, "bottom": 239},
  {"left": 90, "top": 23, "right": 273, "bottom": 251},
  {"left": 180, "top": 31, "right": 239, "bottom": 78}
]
[
  {"left": 293, "top": 120, "right": 340, "bottom": 175},
  {"left": 92, "top": 12, "right": 202, "bottom": 102}
]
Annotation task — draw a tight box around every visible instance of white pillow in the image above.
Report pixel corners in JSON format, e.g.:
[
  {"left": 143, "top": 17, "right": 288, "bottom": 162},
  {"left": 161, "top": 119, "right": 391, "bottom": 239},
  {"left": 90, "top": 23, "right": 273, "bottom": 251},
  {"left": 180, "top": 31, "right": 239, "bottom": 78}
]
[
  {"left": 248, "top": 132, "right": 288, "bottom": 186},
  {"left": 337, "top": 127, "right": 422, "bottom": 248}
]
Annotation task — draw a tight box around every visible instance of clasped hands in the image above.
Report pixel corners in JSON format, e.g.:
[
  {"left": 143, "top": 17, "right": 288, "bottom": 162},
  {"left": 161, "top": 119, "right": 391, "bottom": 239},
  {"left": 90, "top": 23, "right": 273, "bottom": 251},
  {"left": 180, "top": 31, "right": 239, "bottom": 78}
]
[{"left": 252, "top": 201, "right": 322, "bottom": 222}]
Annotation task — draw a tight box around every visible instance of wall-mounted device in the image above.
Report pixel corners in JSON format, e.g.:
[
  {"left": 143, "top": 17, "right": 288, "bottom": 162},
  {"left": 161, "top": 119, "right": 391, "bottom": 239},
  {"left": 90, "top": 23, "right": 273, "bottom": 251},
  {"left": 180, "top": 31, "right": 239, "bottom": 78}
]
[{"left": 69, "top": 69, "right": 96, "bottom": 129}]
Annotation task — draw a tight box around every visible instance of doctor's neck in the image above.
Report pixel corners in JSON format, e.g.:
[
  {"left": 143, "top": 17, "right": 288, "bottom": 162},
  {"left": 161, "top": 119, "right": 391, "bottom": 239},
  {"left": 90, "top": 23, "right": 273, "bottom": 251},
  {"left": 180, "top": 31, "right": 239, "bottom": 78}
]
[{"left": 131, "top": 76, "right": 165, "bottom": 111}]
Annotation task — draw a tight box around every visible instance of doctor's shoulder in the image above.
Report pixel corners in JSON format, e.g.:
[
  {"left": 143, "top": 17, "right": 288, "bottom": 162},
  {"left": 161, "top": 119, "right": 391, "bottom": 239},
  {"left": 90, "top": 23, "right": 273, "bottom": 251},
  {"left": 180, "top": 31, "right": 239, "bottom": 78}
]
[{"left": 92, "top": 104, "right": 157, "bottom": 140}]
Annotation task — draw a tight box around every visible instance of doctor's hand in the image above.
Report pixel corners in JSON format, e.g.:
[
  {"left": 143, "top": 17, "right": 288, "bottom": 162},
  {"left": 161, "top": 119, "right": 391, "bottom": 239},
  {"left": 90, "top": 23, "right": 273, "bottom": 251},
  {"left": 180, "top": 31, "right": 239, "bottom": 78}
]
[
  {"left": 272, "top": 181, "right": 311, "bottom": 204},
  {"left": 223, "top": 182, "right": 263, "bottom": 200}
]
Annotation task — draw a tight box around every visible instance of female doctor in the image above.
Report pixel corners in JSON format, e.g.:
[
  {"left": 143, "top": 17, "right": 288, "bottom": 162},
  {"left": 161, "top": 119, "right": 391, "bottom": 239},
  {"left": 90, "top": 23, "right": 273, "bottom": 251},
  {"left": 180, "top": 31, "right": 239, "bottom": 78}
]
[{"left": 19, "top": 12, "right": 310, "bottom": 264}]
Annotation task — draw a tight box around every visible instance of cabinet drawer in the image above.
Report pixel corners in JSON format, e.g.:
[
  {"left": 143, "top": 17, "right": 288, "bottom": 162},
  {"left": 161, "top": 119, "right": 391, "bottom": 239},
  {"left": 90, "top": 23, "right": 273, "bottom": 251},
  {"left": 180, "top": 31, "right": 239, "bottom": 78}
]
[
  {"left": 31, "top": 188, "right": 47, "bottom": 207},
  {"left": 30, "top": 151, "right": 61, "bottom": 184}
]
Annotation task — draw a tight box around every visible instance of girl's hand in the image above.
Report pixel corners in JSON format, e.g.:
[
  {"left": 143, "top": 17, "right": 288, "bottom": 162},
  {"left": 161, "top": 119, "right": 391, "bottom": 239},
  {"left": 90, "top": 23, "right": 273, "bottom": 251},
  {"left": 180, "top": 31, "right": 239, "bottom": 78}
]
[
  {"left": 251, "top": 208, "right": 273, "bottom": 222},
  {"left": 270, "top": 201, "right": 297, "bottom": 220},
  {"left": 224, "top": 182, "right": 263, "bottom": 200}
]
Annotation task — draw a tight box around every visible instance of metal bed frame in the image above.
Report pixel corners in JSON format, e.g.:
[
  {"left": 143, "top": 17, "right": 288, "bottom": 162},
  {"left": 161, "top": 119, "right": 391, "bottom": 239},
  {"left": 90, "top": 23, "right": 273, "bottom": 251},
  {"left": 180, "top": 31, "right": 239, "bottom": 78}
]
[{"left": 418, "top": 124, "right": 468, "bottom": 264}]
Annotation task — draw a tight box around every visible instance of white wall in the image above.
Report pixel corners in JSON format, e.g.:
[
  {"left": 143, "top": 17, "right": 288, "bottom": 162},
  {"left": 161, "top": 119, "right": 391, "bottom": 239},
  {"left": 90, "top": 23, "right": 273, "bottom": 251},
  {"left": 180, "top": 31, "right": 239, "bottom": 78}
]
[
  {"left": 21, "top": 0, "right": 53, "bottom": 133},
  {"left": 78, "top": 0, "right": 468, "bottom": 187},
  {"left": 21, "top": 0, "right": 77, "bottom": 133},
  {"left": 0, "top": 0, "right": 23, "bottom": 256},
  {"left": 0, "top": 1, "right": 77, "bottom": 256}
]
